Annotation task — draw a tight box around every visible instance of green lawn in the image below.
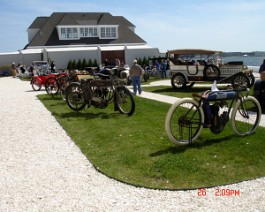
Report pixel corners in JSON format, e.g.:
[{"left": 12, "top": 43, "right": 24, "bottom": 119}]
[
  {"left": 38, "top": 92, "right": 265, "bottom": 190},
  {"left": 142, "top": 84, "right": 254, "bottom": 99}
]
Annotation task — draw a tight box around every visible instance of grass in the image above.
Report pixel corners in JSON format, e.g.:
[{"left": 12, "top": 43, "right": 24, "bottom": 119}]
[
  {"left": 38, "top": 90, "right": 265, "bottom": 190},
  {"left": 142, "top": 84, "right": 254, "bottom": 99}
]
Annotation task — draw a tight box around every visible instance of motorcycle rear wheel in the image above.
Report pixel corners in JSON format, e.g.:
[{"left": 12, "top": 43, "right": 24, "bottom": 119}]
[{"left": 45, "top": 77, "right": 59, "bottom": 96}]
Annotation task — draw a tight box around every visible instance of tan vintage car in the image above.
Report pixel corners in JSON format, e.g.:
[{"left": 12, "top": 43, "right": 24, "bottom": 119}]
[{"left": 168, "top": 49, "right": 254, "bottom": 89}]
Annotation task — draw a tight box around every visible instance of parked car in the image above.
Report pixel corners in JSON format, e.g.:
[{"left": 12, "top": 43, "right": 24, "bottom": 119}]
[
  {"left": 168, "top": 49, "right": 255, "bottom": 89},
  {"left": 119, "top": 64, "right": 132, "bottom": 85},
  {"left": 32, "top": 61, "right": 50, "bottom": 75}
]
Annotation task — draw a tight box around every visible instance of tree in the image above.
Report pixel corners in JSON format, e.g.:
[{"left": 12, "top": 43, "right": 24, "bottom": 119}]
[
  {"left": 67, "top": 60, "right": 73, "bottom": 70},
  {"left": 93, "top": 59, "right": 98, "bottom": 67},
  {"left": 82, "top": 58, "right": 87, "bottom": 70},
  {"left": 77, "top": 59, "right": 82, "bottom": 70},
  {"left": 88, "top": 59, "right": 93, "bottom": 67},
  {"left": 72, "top": 60, "right": 77, "bottom": 70}
]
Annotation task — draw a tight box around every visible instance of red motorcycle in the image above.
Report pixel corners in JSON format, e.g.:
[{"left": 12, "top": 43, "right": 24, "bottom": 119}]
[{"left": 30, "top": 72, "right": 67, "bottom": 95}]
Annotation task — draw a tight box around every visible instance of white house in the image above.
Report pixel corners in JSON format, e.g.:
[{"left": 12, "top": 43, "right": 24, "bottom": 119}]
[{"left": 0, "top": 12, "right": 160, "bottom": 69}]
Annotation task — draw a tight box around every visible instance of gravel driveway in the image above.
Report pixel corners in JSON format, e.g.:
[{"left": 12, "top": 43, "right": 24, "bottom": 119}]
[{"left": 0, "top": 77, "right": 264, "bottom": 211}]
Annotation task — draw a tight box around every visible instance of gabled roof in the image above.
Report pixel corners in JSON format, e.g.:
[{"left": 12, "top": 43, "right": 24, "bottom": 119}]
[
  {"left": 28, "top": 17, "right": 49, "bottom": 29},
  {"left": 26, "top": 12, "right": 144, "bottom": 48}
]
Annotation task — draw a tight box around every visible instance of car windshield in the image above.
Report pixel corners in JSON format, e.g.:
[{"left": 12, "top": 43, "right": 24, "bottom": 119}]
[
  {"left": 168, "top": 49, "right": 221, "bottom": 65},
  {"left": 34, "top": 61, "right": 48, "bottom": 67},
  {"left": 32, "top": 61, "right": 50, "bottom": 74}
]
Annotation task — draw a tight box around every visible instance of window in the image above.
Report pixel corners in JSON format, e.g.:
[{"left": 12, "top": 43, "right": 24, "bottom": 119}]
[
  {"left": 61, "top": 28, "right": 66, "bottom": 39},
  {"left": 100, "top": 27, "right": 106, "bottom": 38},
  {"left": 80, "top": 27, "right": 88, "bottom": 37},
  {"left": 60, "top": 27, "right": 78, "bottom": 39},
  {"left": 58, "top": 25, "right": 117, "bottom": 40},
  {"left": 89, "top": 27, "right": 98, "bottom": 37},
  {"left": 80, "top": 27, "right": 98, "bottom": 37},
  {"left": 100, "top": 27, "right": 117, "bottom": 39},
  {"left": 111, "top": 27, "right": 117, "bottom": 38}
]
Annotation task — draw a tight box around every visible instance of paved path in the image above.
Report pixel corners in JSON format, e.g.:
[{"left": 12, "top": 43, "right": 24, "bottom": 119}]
[
  {"left": 0, "top": 77, "right": 264, "bottom": 211},
  {"left": 131, "top": 79, "right": 265, "bottom": 127}
]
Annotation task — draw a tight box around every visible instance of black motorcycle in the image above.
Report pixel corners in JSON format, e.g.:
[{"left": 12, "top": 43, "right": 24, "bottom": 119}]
[{"left": 65, "top": 68, "right": 135, "bottom": 116}]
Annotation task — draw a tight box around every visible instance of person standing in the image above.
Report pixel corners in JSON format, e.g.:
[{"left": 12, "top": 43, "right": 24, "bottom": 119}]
[
  {"left": 259, "top": 59, "right": 265, "bottom": 80},
  {"left": 161, "top": 59, "right": 167, "bottom": 78},
  {"left": 129, "top": 59, "right": 143, "bottom": 95},
  {"left": 11, "top": 62, "right": 17, "bottom": 78},
  {"left": 155, "top": 60, "right": 160, "bottom": 77},
  {"left": 51, "top": 61, "right": 56, "bottom": 73}
]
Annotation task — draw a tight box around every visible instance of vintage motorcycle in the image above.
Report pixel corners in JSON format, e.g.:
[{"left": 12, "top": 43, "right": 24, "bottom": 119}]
[
  {"left": 30, "top": 72, "right": 67, "bottom": 92},
  {"left": 65, "top": 68, "right": 135, "bottom": 116},
  {"left": 165, "top": 81, "right": 261, "bottom": 145}
]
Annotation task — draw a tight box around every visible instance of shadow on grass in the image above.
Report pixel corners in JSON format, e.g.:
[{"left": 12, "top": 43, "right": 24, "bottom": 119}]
[
  {"left": 53, "top": 110, "right": 125, "bottom": 120},
  {"left": 147, "top": 87, "right": 208, "bottom": 94},
  {"left": 149, "top": 134, "right": 236, "bottom": 157}
]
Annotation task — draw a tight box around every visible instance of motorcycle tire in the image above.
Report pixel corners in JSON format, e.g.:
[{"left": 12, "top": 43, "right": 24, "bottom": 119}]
[
  {"left": 65, "top": 83, "right": 86, "bottom": 111},
  {"left": 114, "top": 86, "right": 135, "bottom": 116}
]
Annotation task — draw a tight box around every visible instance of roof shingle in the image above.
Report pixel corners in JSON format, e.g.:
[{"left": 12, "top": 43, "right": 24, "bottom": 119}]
[{"left": 27, "top": 12, "right": 144, "bottom": 48}]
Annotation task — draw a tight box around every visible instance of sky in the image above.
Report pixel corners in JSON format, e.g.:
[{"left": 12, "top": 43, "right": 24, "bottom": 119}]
[{"left": 0, "top": 0, "right": 265, "bottom": 53}]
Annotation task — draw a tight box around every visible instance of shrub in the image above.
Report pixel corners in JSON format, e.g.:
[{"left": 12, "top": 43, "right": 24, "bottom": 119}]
[{"left": 0, "top": 65, "right": 11, "bottom": 76}]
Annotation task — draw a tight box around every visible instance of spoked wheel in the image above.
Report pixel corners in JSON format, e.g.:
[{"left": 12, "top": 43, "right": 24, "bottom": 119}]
[
  {"left": 232, "top": 74, "right": 250, "bottom": 89},
  {"left": 65, "top": 83, "right": 86, "bottom": 111},
  {"left": 165, "top": 98, "right": 204, "bottom": 145},
  {"left": 31, "top": 78, "right": 41, "bottom": 91},
  {"left": 203, "top": 65, "right": 220, "bottom": 81},
  {"left": 114, "top": 86, "right": 135, "bottom": 116},
  {"left": 60, "top": 86, "right": 68, "bottom": 101},
  {"left": 45, "top": 77, "right": 59, "bottom": 96},
  {"left": 171, "top": 73, "right": 186, "bottom": 89},
  {"left": 231, "top": 96, "right": 261, "bottom": 136},
  {"left": 58, "top": 76, "right": 70, "bottom": 101}
]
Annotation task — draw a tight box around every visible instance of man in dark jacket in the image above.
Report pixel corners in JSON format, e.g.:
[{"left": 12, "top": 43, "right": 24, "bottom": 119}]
[
  {"left": 51, "top": 61, "right": 56, "bottom": 73},
  {"left": 259, "top": 59, "right": 265, "bottom": 73},
  {"left": 259, "top": 59, "right": 265, "bottom": 81}
]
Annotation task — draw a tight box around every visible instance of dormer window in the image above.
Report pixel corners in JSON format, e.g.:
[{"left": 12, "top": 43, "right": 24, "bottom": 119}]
[
  {"left": 60, "top": 27, "right": 78, "bottom": 39},
  {"left": 100, "top": 26, "right": 118, "bottom": 39},
  {"left": 57, "top": 25, "right": 117, "bottom": 40},
  {"left": 80, "top": 27, "right": 98, "bottom": 37}
]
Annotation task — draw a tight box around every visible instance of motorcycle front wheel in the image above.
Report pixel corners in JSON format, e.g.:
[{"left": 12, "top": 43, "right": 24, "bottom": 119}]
[
  {"left": 65, "top": 83, "right": 86, "bottom": 111},
  {"left": 31, "top": 78, "right": 42, "bottom": 91},
  {"left": 114, "top": 86, "right": 135, "bottom": 116},
  {"left": 231, "top": 96, "right": 261, "bottom": 136}
]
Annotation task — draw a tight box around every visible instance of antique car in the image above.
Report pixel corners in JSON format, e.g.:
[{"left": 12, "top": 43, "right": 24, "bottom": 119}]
[
  {"left": 168, "top": 49, "right": 255, "bottom": 89},
  {"left": 32, "top": 61, "right": 50, "bottom": 75}
]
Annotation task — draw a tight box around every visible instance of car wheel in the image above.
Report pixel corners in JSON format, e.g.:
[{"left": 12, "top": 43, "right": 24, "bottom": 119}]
[
  {"left": 203, "top": 65, "right": 220, "bottom": 81},
  {"left": 232, "top": 73, "right": 250, "bottom": 89},
  {"left": 171, "top": 73, "right": 186, "bottom": 89}
]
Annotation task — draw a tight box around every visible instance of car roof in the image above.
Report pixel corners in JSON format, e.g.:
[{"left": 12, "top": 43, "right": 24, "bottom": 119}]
[{"left": 167, "top": 48, "right": 222, "bottom": 55}]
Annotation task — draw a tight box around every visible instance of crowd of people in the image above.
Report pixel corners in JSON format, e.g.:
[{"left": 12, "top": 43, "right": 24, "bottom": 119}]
[
  {"left": 9, "top": 58, "right": 170, "bottom": 96},
  {"left": 11, "top": 62, "right": 28, "bottom": 78},
  {"left": 10, "top": 60, "right": 56, "bottom": 78}
]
